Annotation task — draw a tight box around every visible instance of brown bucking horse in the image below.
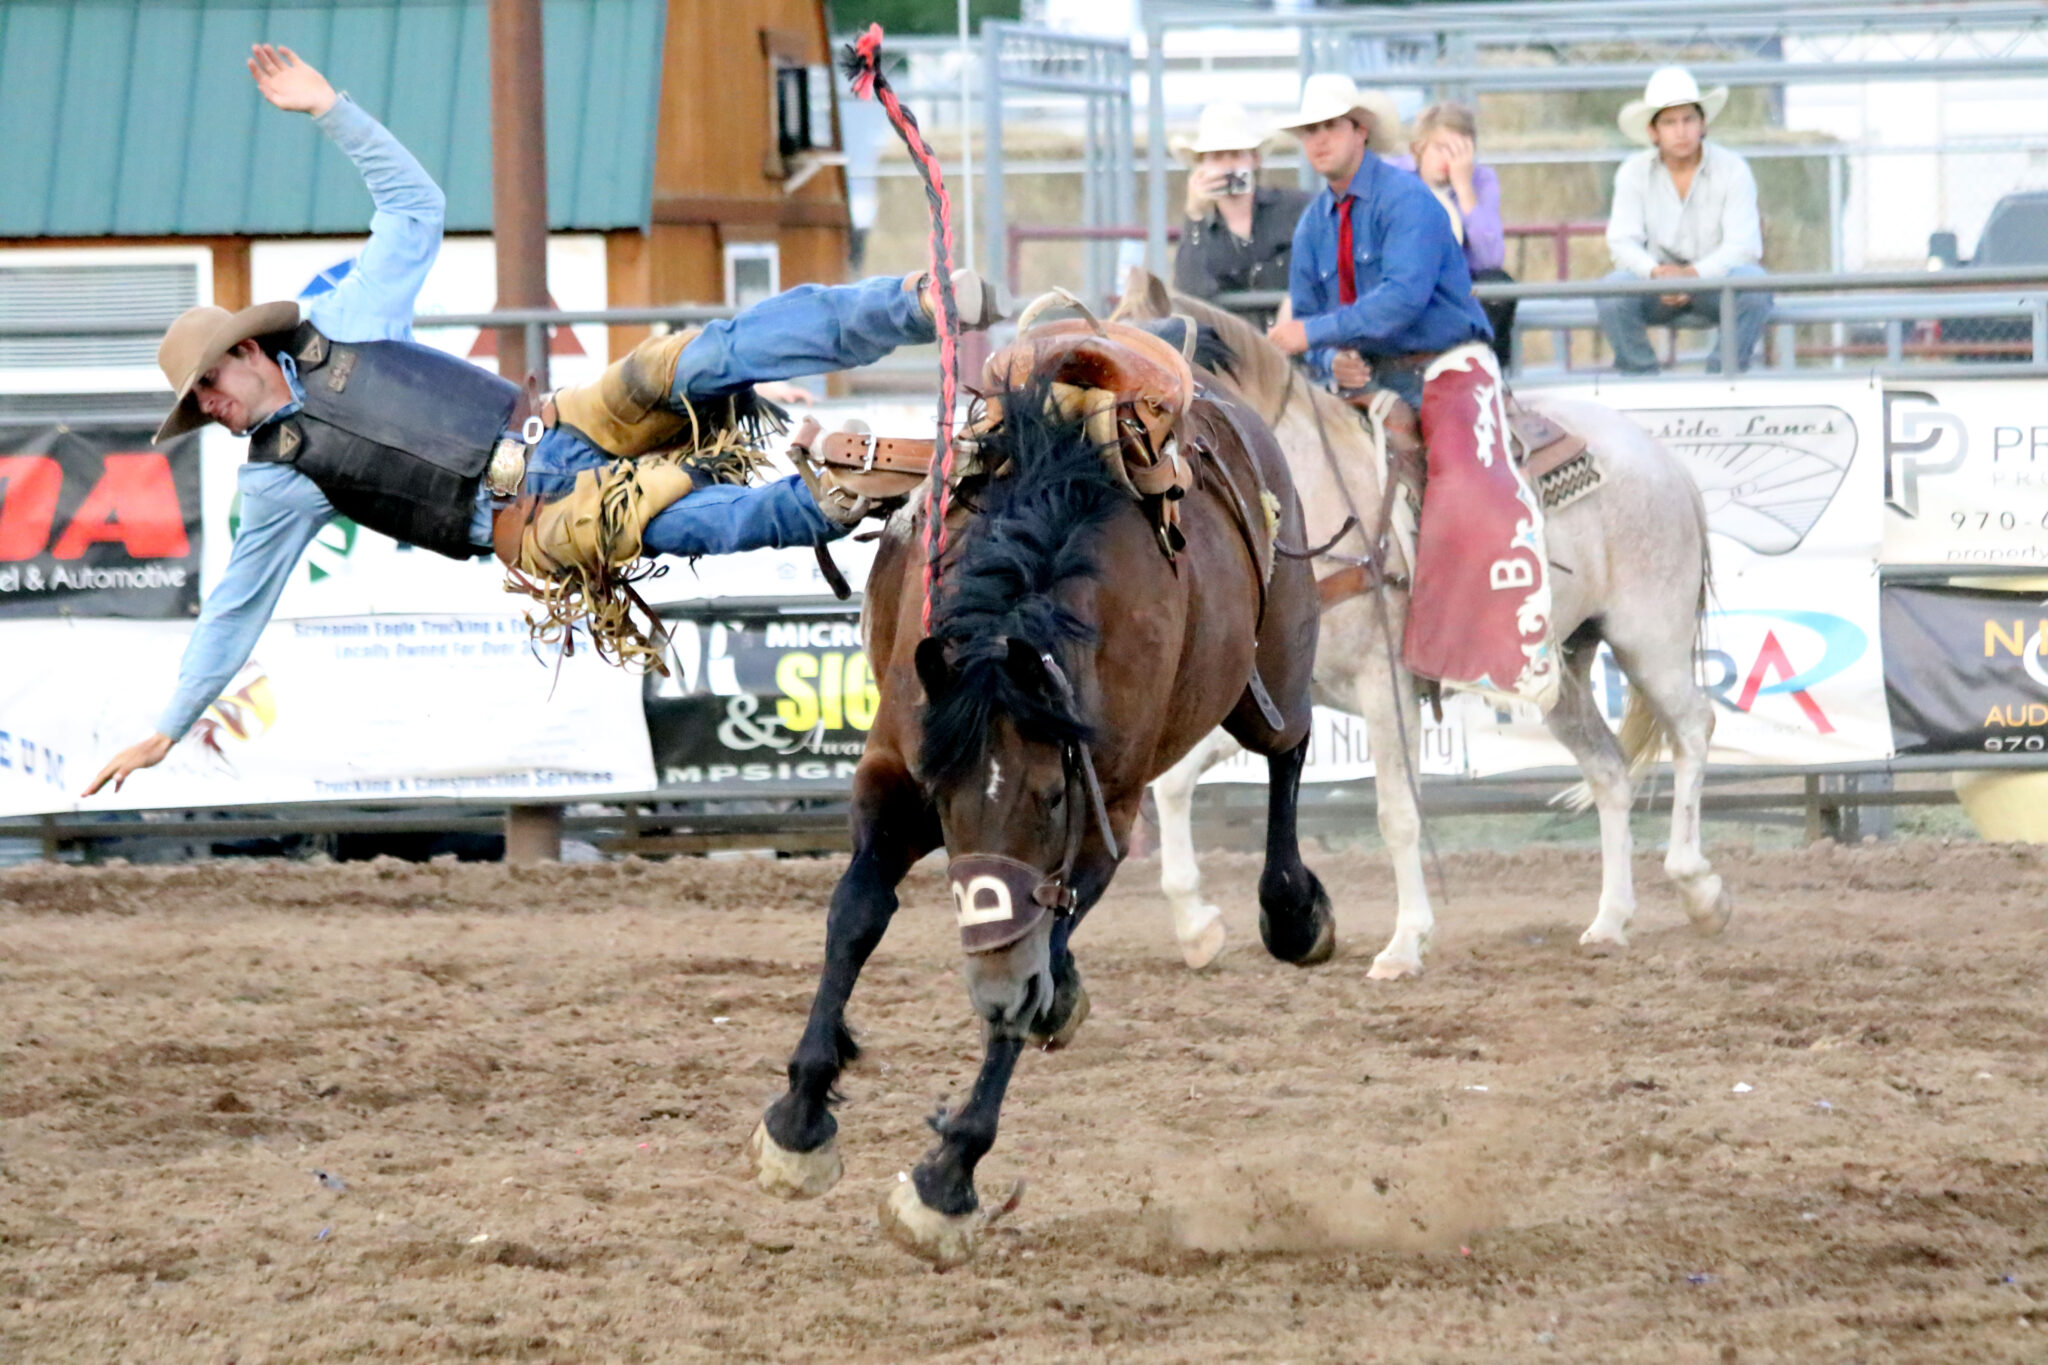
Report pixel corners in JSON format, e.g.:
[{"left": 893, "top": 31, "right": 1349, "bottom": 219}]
[{"left": 748, "top": 304, "right": 1331, "bottom": 1266}]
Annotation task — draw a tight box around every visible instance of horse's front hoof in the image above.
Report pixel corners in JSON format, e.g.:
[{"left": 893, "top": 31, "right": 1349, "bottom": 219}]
[
  {"left": 748, "top": 1120, "right": 843, "bottom": 1199},
  {"left": 1178, "top": 907, "right": 1228, "bottom": 971},
  {"left": 879, "top": 1178, "right": 982, "bottom": 1269},
  {"left": 1261, "top": 900, "right": 1335, "bottom": 967},
  {"left": 1684, "top": 876, "right": 1732, "bottom": 935},
  {"left": 1578, "top": 923, "right": 1630, "bottom": 951}
]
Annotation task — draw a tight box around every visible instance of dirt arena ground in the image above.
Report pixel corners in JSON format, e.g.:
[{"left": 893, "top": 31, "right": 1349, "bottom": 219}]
[{"left": 3, "top": 841, "right": 2045, "bottom": 1363}]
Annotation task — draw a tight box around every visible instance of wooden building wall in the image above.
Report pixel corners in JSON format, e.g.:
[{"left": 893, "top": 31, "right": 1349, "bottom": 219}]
[{"left": 606, "top": 0, "right": 851, "bottom": 357}]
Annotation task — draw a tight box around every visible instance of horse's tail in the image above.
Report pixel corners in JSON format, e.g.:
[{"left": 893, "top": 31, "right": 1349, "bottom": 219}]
[
  {"left": 1686, "top": 468, "right": 1715, "bottom": 666},
  {"left": 1554, "top": 684, "right": 1674, "bottom": 815}
]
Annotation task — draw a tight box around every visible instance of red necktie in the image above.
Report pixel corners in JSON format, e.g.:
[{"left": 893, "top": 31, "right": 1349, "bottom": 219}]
[{"left": 1336, "top": 194, "right": 1357, "bottom": 306}]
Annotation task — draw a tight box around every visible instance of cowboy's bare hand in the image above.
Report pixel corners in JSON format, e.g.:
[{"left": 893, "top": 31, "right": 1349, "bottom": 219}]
[
  {"left": 1184, "top": 165, "right": 1226, "bottom": 220},
  {"left": 1332, "top": 349, "right": 1373, "bottom": 390},
  {"left": 1651, "top": 263, "right": 1697, "bottom": 308},
  {"left": 248, "top": 44, "right": 337, "bottom": 118},
  {"left": 1267, "top": 319, "right": 1310, "bottom": 355},
  {"left": 82, "top": 733, "right": 174, "bottom": 798},
  {"left": 755, "top": 380, "right": 815, "bottom": 407}
]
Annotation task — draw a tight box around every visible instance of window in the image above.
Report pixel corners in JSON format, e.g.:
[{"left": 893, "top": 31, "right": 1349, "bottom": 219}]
[
  {"left": 724, "top": 242, "right": 780, "bottom": 311},
  {"left": 0, "top": 246, "right": 214, "bottom": 411},
  {"left": 760, "top": 29, "right": 838, "bottom": 180}
]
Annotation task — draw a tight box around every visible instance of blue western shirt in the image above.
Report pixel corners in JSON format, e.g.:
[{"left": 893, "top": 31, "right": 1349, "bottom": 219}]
[{"left": 1286, "top": 153, "right": 1493, "bottom": 383}]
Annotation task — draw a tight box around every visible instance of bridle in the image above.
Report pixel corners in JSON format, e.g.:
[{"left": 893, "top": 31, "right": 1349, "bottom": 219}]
[{"left": 947, "top": 650, "right": 1119, "bottom": 955}]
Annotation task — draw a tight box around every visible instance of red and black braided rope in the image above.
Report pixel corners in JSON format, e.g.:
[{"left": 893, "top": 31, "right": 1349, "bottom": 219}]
[{"left": 841, "top": 22, "right": 960, "bottom": 634}]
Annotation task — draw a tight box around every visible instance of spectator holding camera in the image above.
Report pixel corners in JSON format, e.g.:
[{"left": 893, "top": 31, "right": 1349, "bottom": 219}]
[
  {"left": 1390, "top": 101, "right": 1515, "bottom": 368},
  {"left": 1173, "top": 102, "right": 1311, "bottom": 326}
]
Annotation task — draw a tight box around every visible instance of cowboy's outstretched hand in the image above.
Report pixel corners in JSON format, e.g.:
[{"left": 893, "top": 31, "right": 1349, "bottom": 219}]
[
  {"left": 248, "top": 44, "right": 337, "bottom": 118},
  {"left": 82, "top": 733, "right": 174, "bottom": 798}
]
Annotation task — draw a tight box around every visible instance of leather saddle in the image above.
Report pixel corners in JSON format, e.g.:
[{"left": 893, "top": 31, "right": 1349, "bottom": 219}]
[
  {"left": 1354, "top": 386, "right": 1592, "bottom": 517},
  {"left": 795, "top": 316, "right": 1200, "bottom": 513},
  {"left": 981, "top": 319, "right": 1193, "bottom": 451}
]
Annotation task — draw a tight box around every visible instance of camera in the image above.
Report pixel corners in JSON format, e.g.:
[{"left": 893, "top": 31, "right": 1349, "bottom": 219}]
[{"left": 1220, "top": 169, "right": 1254, "bottom": 196}]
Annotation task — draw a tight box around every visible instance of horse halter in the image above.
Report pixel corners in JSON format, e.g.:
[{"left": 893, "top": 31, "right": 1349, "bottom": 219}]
[{"left": 948, "top": 652, "right": 1119, "bottom": 955}]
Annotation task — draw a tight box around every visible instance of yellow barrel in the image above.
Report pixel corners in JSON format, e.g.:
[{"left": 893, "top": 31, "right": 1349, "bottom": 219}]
[{"left": 1953, "top": 770, "right": 2048, "bottom": 842}]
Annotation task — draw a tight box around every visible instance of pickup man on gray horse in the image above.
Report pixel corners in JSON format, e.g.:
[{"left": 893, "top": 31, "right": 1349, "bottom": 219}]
[
  {"left": 84, "top": 43, "right": 994, "bottom": 798},
  {"left": 1266, "top": 73, "right": 1558, "bottom": 713}
]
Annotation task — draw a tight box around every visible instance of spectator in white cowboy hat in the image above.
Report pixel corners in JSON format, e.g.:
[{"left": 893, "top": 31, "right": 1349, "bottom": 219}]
[
  {"left": 1171, "top": 101, "right": 1311, "bottom": 326},
  {"left": 1266, "top": 72, "right": 1492, "bottom": 412},
  {"left": 1599, "top": 65, "right": 1771, "bottom": 374}
]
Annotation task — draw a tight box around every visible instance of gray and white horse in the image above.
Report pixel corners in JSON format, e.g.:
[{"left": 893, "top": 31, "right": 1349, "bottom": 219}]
[{"left": 1116, "top": 272, "right": 1731, "bottom": 978}]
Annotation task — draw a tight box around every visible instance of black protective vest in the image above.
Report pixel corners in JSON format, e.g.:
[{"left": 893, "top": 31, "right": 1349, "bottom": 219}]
[{"left": 247, "top": 322, "right": 520, "bottom": 559}]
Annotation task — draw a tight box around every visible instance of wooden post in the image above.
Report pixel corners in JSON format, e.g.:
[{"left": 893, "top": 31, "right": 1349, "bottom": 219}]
[
  {"left": 490, "top": 0, "right": 550, "bottom": 391},
  {"left": 505, "top": 804, "right": 565, "bottom": 866},
  {"left": 491, "top": 0, "right": 561, "bottom": 863}
]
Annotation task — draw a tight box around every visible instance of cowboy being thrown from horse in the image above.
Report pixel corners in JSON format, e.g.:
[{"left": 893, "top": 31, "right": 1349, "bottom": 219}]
[
  {"left": 1266, "top": 73, "right": 1559, "bottom": 711},
  {"left": 83, "top": 45, "right": 997, "bottom": 797}
]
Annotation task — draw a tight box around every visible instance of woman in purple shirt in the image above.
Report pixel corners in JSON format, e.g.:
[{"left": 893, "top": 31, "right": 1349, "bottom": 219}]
[{"left": 1389, "top": 103, "right": 1516, "bottom": 368}]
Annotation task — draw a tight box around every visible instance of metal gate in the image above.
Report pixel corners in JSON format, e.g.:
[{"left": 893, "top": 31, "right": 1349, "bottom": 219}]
[{"left": 982, "top": 22, "right": 1136, "bottom": 309}]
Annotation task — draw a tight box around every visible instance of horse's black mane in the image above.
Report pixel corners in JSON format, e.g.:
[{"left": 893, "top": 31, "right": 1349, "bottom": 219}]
[
  {"left": 918, "top": 377, "right": 1128, "bottom": 789},
  {"left": 1187, "top": 321, "right": 1238, "bottom": 380}
]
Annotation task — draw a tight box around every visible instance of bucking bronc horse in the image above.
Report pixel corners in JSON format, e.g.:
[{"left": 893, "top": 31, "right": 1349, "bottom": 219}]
[{"left": 748, "top": 297, "right": 1331, "bottom": 1267}]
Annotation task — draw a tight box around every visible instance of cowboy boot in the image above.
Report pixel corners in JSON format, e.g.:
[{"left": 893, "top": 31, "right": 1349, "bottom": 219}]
[{"left": 905, "top": 268, "right": 1004, "bottom": 331}]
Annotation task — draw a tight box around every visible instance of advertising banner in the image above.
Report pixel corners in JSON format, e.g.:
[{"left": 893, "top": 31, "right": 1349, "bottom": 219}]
[
  {"left": 1883, "top": 381, "right": 2048, "bottom": 568},
  {"left": 0, "top": 425, "right": 201, "bottom": 619},
  {"left": 0, "top": 612, "right": 652, "bottom": 818},
  {"left": 1882, "top": 583, "right": 2048, "bottom": 755},
  {"left": 642, "top": 605, "right": 1469, "bottom": 793},
  {"left": 1197, "top": 705, "right": 1465, "bottom": 785},
  {"left": 645, "top": 606, "right": 876, "bottom": 791}
]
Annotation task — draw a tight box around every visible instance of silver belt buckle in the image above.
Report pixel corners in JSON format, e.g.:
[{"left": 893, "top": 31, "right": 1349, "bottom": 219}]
[{"left": 485, "top": 436, "right": 528, "bottom": 498}]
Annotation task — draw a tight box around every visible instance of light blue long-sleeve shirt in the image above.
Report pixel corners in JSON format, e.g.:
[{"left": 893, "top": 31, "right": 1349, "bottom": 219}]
[{"left": 155, "top": 95, "right": 448, "bottom": 740}]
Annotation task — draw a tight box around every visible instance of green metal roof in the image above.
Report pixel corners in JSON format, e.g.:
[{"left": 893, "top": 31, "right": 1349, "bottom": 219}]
[{"left": 0, "top": 0, "right": 666, "bottom": 238}]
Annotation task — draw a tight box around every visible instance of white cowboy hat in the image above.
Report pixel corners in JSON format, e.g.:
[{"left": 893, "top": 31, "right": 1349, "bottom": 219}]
[
  {"left": 1170, "top": 102, "right": 1270, "bottom": 159},
  {"left": 1617, "top": 66, "right": 1729, "bottom": 146},
  {"left": 1273, "top": 73, "right": 1403, "bottom": 155}
]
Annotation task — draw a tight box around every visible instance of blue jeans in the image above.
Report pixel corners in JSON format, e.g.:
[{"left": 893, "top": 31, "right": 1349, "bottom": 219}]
[
  {"left": 518, "top": 274, "right": 934, "bottom": 556},
  {"left": 1595, "top": 264, "right": 1771, "bottom": 374}
]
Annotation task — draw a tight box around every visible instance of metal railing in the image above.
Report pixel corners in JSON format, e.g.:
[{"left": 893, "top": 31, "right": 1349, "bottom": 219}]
[
  {"left": 3, "top": 750, "right": 2017, "bottom": 861},
  {"left": 12, "top": 267, "right": 2048, "bottom": 427},
  {"left": 981, "top": 23, "right": 1137, "bottom": 306},
  {"left": 1211, "top": 263, "right": 2048, "bottom": 378}
]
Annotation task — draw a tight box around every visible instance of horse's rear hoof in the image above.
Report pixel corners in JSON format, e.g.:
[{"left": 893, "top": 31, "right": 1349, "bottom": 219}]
[
  {"left": 748, "top": 1120, "right": 843, "bottom": 1199},
  {"left": 1178, "top": 910, "right": 1228, "bottom": 971},
  {"left": 1260, "top": 898, "right": 1335, "bottom": 967},
  {"left": 1685, "top": 877, "right": 1733, "bottom": 936},
  {"left": 1030, "top": 980, "right": 1090, "bottom": 1051},
  {"left": 879, "top": 1178, "right": 982, "bottom": 1269},
  {"left": 1029, "top": 955, "right": 1089, "bottom": 1050}
]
